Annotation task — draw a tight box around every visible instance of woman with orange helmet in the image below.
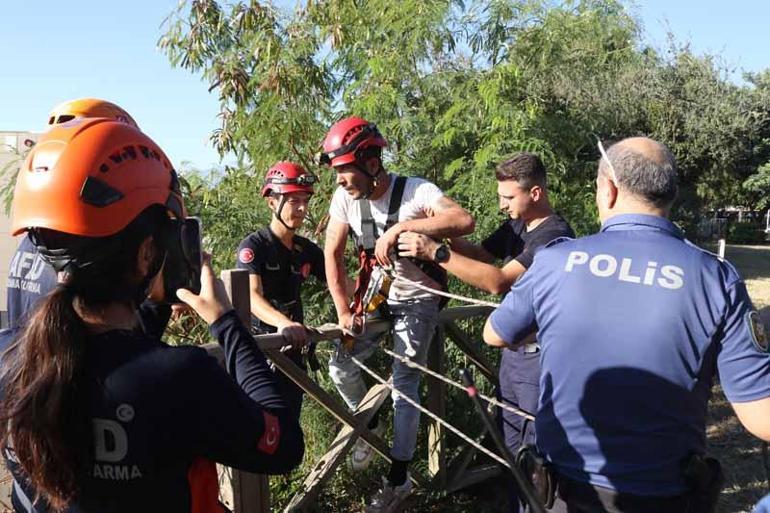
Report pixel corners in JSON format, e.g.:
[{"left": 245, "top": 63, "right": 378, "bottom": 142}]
[
  {"left": 0, "top": 118, "right": 303, "bottom": 513},
  {"left": 8, "top": 98, "right": 139, "bottom": 330}
]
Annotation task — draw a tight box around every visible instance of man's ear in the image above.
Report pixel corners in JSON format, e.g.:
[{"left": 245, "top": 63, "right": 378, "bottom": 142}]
[
  {"left": 364, "top": 156, "right": 381, "bottom": 176},
  {"left": 266, "top": 195, "right": 278, "bottom": 212},
  {"left": 530, "top": 185, "right": 543, "bottom": 202},
  {"left": 597, "top": 175, "right": 618, "bottom": 210}
]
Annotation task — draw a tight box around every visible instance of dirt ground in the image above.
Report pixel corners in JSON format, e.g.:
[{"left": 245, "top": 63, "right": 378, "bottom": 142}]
[{"left": 709, "top": 245, "right": 770, "bottom": 513}]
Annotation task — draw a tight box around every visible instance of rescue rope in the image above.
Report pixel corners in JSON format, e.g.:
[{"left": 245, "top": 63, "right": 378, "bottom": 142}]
[
  {"left": 386, "top": 270, "right": 501, "bottom": 308},
  {"left": 349, "top": 354, "right": 512, "bottom": 469},
  {"left": 379, "top": 346, "right": 536, "bottom": 421}
]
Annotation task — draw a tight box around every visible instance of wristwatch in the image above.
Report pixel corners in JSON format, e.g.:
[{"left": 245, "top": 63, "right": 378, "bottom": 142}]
[{"left": 433, "top": 243, "right": 450, "bottom": 264}]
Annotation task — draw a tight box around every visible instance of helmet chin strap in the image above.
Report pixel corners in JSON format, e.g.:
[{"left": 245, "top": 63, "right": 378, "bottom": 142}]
[
  {"left": 358, "top": 165, "right": 382, "bottom": 200},
  {"left": 273, "top": 194, "right": 296, "bottom": 231}
]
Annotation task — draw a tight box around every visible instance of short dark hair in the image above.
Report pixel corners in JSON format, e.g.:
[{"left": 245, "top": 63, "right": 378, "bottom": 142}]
[
  {"left": 495, "top": 152, "right": 546, "bottom": 189},
  {"left": 603, "top": 142, "right": 678, "bottom": 208}
]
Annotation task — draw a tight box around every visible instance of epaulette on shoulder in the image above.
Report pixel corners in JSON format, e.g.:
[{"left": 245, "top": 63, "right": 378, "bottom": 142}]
[
  {"left": 684, "top": 239, "right": 742, "bottom": 280},
  {"left": 545, "top": 236, "right": 574, "bottom": 248}
]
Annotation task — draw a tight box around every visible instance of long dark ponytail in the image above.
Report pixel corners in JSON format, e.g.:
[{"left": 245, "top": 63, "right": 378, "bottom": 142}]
[{"left": 0, "top": 206, "right": 168, "bottom": 510}]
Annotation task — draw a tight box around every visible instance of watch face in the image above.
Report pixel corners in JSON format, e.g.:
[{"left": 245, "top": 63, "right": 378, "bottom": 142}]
[{"left": 435, "top": 244, "right": 450, "bottom": 263}]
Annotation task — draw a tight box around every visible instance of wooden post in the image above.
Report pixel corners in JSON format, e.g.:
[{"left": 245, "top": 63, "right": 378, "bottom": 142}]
[
  {"left": 284, "top": 382, "right": 391, "bottom": 512},
  {"left": 443, "top": 321, "right": 498, "bottom": 386},
  {"left": 264, "top": 350, "right": 401, "bottom": 472},
  {"left": 216, "top": 269, "right": 270, "bottom": 513},
  {"left": 0, "top": 468, "right": 12, "bottom": 512},
  {"left": 426, "top": 326, "right": 446, "bottom": 487}
]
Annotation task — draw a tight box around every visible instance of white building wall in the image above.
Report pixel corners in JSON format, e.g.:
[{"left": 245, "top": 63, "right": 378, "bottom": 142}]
[{"left": 0, "top": 131, "right": 38, "bottom": 320}]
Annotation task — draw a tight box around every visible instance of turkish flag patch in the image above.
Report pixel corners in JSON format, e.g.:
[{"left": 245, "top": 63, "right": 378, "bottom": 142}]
[
  {"left": 300, "top": 262, "right": 311, "bottom": 278},
  {"left": 257, "top": 412, "right": 280, "bottom": 455},
  {"left": 239, "top": 247, "right": 255, "bottom": 264}
]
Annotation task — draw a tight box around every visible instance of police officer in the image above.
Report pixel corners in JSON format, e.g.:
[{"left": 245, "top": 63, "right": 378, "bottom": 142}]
[
  {"left": 1, "top": 118, "right": 303, "bottom": 513},
  {"left": 235, "top": 161, "right": 325, "bottom": 416},
  {"left": 483, "top": 137, "right": 770, "bottom": 512},
  {"left": 398, "top": 152, "right": 573, "bottom": 513},
  {"left": 6, "top": 98, "right": 140, "bottom": 329}
]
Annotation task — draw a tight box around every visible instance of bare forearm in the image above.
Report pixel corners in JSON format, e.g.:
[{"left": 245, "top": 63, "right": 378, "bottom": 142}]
[
  {"left": 250, "top": 294, "right": 293, "bottom": 329},
  {"left": 398, "top": 209, "right": 474, "bottom": 239},
  {"left": 733, "top": 397, "right": 770, "bottom": 442},
  {"left": 325, "top": 251, "right": 351, "bottom": 318},
  {"left": 450, "top": 237, "right": 495, "bottom": 263},
  {"left": 443, "top": 252, "right": 513, "bottom": 295}
]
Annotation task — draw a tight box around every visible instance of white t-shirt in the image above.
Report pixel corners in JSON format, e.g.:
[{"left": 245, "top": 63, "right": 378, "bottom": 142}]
[{"left": 329, "top": 173, "right": 444, "bottom": 301}]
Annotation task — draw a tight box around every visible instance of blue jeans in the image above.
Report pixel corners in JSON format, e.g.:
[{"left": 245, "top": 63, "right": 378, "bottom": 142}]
[{"left": 328, "top": 299, "right": 440, "bottom": 461}]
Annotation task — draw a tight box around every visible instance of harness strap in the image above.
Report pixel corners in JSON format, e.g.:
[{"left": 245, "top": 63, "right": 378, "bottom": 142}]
[
  {"left": 358, "top": 199, "right": 377, "bottom": 251},
  {"left": 385, "top": 175, "right": 406, "bottom": 231},
  {"left": 354, "top": 175, "right": 408, "bottom": 251}
]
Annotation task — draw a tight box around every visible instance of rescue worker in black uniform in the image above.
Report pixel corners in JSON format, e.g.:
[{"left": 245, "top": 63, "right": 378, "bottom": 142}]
[
  {"left": 235, "top": 162, "right": 326, "bottom": 416},
  {"left": 0, "top": 118, "right": 304, "bottom": 513}
]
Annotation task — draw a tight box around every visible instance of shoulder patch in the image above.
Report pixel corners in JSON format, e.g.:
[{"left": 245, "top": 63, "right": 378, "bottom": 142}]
[
  {"left": 545, "top": 236, "right": 574, "bottom": 248},
  {"left": 239, "top": 247, "right": 255, "bottom": 264},
  {"left": 747, "top": 311, "right": 769, "bottom": 353}
]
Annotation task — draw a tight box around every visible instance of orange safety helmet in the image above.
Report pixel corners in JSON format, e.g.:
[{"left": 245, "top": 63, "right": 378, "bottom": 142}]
[
  {"left": 12, "top": 117, "right": 184, "bottom": 239},
  {"left": 47, "top": 98, "right": 139, "bottom": 128}
]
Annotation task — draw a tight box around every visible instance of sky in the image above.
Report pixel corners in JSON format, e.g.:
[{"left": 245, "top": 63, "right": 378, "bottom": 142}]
[{"left": 1, "top": 0, "right": 768, "bottom": 170}]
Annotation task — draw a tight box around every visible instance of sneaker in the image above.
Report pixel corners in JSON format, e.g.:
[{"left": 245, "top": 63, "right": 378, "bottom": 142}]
[
  {"left": 364, "top": 474, "right": 413, "bottom": 513},
  {"left": 351, "top": 422, "right": 385, "bottom": 471}
]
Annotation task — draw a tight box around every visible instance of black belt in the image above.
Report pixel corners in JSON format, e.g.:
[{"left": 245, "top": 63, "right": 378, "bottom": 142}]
[
  {"left": 555, "top": 475, "right": 690, "bottom": 513},
  {"left": 516, "top": 446, "right": 721, "bottom": 513}
]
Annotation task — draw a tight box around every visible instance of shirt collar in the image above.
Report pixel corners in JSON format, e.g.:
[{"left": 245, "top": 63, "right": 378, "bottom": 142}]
[{"left": 600, "top": 213, "right": 683, "bottom": 239}]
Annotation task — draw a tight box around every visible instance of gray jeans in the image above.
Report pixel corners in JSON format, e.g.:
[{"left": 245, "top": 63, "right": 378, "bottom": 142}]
[{"left": 328, "top": 299, "right": 440, "bottom": 461}]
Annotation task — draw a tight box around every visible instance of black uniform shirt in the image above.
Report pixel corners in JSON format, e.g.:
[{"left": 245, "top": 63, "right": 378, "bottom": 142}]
[
  {"left": 235, "top": 228, "right": 325, "bottom": 331},
  {"left": 483, "top": 215, "right": 574, "bottom": 269}
]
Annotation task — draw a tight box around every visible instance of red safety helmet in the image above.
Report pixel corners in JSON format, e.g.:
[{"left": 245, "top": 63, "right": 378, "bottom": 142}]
[
  {"left": 262, "top": 161, "right": 317, "bottom": 197},
  {"left": 318, "top": 116, "right": 388, "bottom": 168},
  {"left": 12, "top": 117, "right": 184, "bottom": 238},
  {"left": 47, "top": 98, "right": 139, "bottom": 129}
]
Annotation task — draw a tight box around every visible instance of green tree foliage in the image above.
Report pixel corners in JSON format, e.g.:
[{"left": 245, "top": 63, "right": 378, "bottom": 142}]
[{"left": 159, "top": 0, "right": 770, "bottom": 509}]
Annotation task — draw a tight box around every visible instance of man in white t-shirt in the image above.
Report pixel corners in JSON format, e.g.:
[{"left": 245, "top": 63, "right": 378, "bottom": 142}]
[{"left": 320, "top": 116, "right": 475, "bottom": 512}]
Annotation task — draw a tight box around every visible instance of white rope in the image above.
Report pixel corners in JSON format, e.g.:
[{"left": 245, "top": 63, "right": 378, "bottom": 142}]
[
  {"left": 386, "top": 269, "right": 501, "bottom": 308},
  {"left": 380, "top": 346, "right": 536, "bottom": 421},
  {"left": 349, "top": 354, "right": 512, "bottom": 469}
]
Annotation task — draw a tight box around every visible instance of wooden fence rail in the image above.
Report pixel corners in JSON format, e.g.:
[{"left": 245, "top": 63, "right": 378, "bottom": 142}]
[
  {"left": 203, "top": 270, "right": 498, "bottom": 512},
  {"left": 0, "top": 270, "right": 496, "bottom": 513}
]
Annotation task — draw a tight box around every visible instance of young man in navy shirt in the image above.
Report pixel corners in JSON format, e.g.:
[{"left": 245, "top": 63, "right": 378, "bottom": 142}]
[
  {"left": 235, "top": 162, "right": 325, "bottom": 417},
  {"left": 398, "top": 152, "right": 573, "bottom": 512},
  {"left": 484, "top": 137, "right": 770, "bottom": 512}
]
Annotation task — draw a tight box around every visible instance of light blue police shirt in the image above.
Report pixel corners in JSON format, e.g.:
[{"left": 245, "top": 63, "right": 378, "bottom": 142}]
[{"left": 489, "top": 213, "right": 770, "bottom": 495}]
